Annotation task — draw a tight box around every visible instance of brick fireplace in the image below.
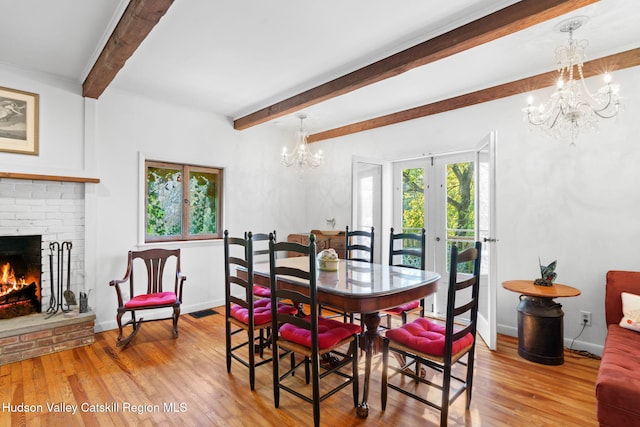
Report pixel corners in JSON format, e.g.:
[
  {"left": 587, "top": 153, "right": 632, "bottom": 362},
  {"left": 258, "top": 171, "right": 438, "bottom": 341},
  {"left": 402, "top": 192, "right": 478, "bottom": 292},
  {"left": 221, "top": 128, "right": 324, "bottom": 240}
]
[{"left": 0, "top": 176, "right": 96, "bottom": 364}]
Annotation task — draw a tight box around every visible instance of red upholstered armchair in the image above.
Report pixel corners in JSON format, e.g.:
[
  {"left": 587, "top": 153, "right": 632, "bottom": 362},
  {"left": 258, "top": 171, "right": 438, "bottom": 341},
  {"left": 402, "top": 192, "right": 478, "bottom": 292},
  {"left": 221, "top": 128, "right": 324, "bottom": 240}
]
[
  {"left": 110, "top": 248, "right": 186, "bottom": 348},
  {"left": 595, "top": 271, "right": 640, "bottom": 426}
]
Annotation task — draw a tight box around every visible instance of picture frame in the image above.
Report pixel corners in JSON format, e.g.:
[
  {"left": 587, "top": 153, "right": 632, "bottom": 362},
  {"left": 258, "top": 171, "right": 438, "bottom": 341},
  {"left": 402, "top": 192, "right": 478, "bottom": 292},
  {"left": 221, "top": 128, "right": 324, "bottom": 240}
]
[{"left": 0, "top": 86, "right": 39, "bottom": 155}]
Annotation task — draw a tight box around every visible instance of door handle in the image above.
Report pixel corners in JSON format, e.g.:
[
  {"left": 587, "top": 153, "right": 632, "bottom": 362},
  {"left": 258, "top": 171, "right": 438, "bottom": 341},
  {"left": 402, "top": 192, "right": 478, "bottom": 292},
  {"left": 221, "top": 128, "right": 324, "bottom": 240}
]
[
  {"left": 483, "top": 237, "right": 497, "bottom": 243},
  {"left": 435, "top": 237, "right": 441, "bottom": 242}
]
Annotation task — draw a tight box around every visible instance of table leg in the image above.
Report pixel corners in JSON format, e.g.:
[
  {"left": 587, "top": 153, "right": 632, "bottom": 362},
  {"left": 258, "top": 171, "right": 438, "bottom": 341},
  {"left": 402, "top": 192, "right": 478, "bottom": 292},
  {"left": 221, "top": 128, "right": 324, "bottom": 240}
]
[{"left": 356, "top": 312, "right": 381, "bottom": 418}]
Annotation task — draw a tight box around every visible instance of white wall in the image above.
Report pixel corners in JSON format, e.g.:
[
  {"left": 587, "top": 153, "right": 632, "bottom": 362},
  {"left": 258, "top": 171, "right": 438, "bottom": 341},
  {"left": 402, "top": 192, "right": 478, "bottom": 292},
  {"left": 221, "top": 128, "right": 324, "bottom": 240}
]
[
  {"left": 1, "top": 60, "right": 638, "bottom": 353},
  {"left": 304, "top": 66, "right": 640, "bottom": 354},
  {"left": 92, "top": 88, "right": 311, "bottom": 331}
]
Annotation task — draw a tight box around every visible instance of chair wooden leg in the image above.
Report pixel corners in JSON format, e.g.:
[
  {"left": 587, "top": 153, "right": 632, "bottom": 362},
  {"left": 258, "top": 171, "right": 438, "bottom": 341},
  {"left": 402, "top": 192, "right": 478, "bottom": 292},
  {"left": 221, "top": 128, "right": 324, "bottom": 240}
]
[
  {"left": 272, "top": 340, "right": 280, "bottom": 408},
  {"left": 248, "top": 326, "right": 256, "bottom": 390},
  {"left": 441, "top": 364, "right": 452, "bottom": 427},
  {"left": 466, "top": 350, "right": 476, "bottom": 408},
  {"left": 381, "top": 338, "right": 389, "bottom": 410},
  {"left": 172, "top": 306, "right": 180, "bottom": 338},
  {"left": 311, "top": 351, "right": 321, "bottom": 427},
  {"left": 116, "top": 311, "right": 125, "bottom": 343},
  {"left": 352, "top": 337, "right": 359, "bottom": 408},
  {"left": 225, "top": 319, "right": 232, "bottom": 373}
]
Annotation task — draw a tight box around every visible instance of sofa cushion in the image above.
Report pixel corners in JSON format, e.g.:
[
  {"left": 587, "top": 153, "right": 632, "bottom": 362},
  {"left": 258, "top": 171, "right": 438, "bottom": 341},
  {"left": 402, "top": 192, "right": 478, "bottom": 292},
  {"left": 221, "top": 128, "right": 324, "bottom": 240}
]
[
  {"left": 605, "top": 271, "right": 640, "bottom": 326},
  {"left": 619, "top": 292, "right": 640, "bottom": 332},
  {"left": 596, "top": 324, "right": 640, "bottom": 426}
]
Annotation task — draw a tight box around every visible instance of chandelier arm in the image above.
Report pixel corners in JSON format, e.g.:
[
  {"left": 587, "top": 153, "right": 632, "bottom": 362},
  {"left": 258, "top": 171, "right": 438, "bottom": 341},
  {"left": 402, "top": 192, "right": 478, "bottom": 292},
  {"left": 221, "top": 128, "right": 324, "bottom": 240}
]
[{"left": 592, "top": 105, "right": 620, "bottom": 119}]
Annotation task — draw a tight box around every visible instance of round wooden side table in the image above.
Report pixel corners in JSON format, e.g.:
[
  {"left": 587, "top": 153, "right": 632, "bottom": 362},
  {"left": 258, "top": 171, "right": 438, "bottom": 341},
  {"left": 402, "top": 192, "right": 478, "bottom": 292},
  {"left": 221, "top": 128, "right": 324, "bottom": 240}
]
[{"left": 502, "top": 280, "right": 581, "bottom": 365}]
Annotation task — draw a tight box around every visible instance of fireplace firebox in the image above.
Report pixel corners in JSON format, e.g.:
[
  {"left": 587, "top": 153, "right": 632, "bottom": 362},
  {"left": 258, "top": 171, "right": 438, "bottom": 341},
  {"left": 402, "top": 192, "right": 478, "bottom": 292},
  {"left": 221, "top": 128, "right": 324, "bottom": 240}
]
[{"left": 0, "top": 235, "right": 42, "bottom": 319}]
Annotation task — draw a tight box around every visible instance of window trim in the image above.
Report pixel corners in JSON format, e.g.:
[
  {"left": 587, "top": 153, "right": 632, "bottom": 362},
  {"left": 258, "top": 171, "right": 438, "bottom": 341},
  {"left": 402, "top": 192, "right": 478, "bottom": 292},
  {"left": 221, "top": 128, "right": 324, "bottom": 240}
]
[{"left": 138, "top": 152, "right": 224, "bottom": 244}]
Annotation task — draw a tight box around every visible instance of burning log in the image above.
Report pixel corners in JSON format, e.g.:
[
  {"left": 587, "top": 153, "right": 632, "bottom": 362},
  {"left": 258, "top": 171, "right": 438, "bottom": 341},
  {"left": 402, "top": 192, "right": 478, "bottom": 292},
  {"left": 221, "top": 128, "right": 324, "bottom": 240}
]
[{"left": 0, "top": 281, "right": 39, "bottom": 319}]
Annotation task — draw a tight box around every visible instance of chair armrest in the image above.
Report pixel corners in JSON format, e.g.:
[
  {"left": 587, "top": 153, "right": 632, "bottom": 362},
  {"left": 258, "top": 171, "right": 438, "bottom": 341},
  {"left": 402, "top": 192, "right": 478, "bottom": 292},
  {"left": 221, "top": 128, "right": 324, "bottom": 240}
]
[
  {"left": 109, "top": 278, "right": 127, "bottom": 307},
  {"left": 176, "top": 272, "right": 187, "bottom": 302},
  {"left": 109, "top": 261, "right": 133, "bottom": 308}
]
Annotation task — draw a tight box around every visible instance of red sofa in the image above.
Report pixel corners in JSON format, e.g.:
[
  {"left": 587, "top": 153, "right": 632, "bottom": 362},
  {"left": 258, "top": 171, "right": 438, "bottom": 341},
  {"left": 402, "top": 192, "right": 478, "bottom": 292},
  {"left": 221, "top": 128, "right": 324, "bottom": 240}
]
[{"left": 595, "top": 270, "right": 640, "bottom": 426}]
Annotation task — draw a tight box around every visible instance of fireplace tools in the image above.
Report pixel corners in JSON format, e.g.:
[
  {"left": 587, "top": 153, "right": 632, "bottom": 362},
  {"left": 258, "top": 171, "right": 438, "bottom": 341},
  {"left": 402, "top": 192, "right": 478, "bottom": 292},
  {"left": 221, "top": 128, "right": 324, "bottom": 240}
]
[{"left": 46, "top": 241, "right": 74, "bottom": 318}]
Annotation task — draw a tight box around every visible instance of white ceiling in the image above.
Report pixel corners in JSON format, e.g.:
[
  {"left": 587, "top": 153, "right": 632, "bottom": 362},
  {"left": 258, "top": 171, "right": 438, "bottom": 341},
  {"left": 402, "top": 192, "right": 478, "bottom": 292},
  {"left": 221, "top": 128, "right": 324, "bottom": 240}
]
[{"left": 1, "top": 0, "right": 638, "bottom": 134}]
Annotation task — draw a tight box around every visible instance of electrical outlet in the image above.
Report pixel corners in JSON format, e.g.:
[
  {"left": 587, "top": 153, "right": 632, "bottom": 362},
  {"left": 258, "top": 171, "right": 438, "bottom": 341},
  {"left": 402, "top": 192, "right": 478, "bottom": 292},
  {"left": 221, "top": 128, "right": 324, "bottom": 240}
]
[{"left": 580, "top": 310, "right": 592, "bottom": 326}]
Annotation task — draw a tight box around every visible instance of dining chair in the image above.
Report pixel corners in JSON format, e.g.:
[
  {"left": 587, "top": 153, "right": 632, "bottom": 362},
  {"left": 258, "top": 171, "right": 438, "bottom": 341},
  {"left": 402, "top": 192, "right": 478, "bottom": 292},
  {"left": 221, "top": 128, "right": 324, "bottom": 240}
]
[
  {"left": 381, "top": 241, "right": 482, "bottom": 426},
  {"left": 109, "top": 248, "right": 186, "bottom": 348},
  {"left": 269, "top": 233, "right": 360, "bottom": 427},
  {"left": 382, "top": 227, "right": 426, "bottom": 328},
  {"left": 320, "top": 226, "right": 375, "bottom": 322},
  {"left": 250, "top": 230, "right": 275, "bottom": 299},
  {"left": 224, "top": 230, "right": 298, "bottom": 390},
  {"left": 345, "top": 225, "right": 375, "bottom": 263}
]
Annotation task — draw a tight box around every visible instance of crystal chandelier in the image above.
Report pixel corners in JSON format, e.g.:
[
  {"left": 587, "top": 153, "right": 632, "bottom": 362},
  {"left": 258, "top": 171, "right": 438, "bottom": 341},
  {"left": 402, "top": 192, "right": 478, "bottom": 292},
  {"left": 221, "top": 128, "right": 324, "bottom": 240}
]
[
  {"left": 281, "top": 113, "right": 323, "bottom": 170},
  {"left": 523, "top": 17, "right": 621, "bottom": 144}
]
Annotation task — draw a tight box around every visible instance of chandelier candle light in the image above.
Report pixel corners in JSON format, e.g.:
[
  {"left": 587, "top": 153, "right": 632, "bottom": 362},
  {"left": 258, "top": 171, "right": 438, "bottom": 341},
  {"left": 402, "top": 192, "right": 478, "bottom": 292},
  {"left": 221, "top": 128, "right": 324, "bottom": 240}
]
[
  {"left": 281, "top": 113, "right": 323, "bottom": 170},
  {"left": 523, "top": 16, "right": 621, "bottom": 144}
]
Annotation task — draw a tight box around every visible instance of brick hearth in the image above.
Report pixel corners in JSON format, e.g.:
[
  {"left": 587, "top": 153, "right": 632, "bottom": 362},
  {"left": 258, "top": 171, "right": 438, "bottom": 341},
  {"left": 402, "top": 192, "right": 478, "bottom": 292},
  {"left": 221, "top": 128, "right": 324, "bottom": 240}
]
[{"left": 0, "top": 311, "right": 95, "bottom": 365}]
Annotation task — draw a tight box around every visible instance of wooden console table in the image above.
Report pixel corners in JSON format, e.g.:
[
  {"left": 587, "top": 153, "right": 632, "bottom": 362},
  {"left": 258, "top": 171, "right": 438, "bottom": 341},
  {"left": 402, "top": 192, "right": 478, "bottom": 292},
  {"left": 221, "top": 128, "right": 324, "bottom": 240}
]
[
  {"left": 287, "top": 231, "right": 346, "bottom": 258},
  {"left": 502, "top": 280, "right": 580, "bottom": 365}
]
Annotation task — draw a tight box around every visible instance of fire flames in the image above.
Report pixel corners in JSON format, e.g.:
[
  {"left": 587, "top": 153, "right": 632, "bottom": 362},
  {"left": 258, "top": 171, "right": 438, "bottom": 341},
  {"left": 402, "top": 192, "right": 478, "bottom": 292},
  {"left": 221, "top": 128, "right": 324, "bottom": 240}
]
[{"left": 1, "top": 262, "right": 31, "bottom": 294}]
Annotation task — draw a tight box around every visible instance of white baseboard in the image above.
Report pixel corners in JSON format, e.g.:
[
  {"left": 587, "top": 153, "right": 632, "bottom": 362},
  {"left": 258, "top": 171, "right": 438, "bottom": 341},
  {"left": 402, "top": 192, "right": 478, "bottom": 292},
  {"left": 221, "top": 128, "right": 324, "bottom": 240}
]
[
  {"left": 94, "top": 298, "right": 225, "bottom": 333},
  {"left": 496, "top": 323, "right": 603, "bottom": 357}
]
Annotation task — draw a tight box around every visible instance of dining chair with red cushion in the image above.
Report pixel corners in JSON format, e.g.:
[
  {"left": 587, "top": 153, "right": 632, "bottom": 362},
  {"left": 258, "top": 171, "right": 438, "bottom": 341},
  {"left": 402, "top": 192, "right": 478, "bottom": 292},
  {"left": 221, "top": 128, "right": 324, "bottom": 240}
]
[
  {"left": 381, "top": 241, "right": 482, "bottom": 427},
  {"left": 269, "top": 233, "right": 360, "bottom": 427},
  {"left": 382, "top": 227, "right": 426, "bottom": 328},
  {"left": 224, "top": 230, "right": 298, "bottom": 390}
]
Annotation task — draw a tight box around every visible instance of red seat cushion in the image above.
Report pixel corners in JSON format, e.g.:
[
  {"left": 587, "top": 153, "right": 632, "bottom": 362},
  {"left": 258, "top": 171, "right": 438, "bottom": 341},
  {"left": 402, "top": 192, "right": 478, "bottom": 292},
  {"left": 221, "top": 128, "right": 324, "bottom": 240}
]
[
  {"left": 279, "top": 316, "right": 361, "bottom": 349},
  {"left": 383, "top": 300, "right": 420, "bottom": 315},
  {"left": 385, "top": 317, "right": 473, "bottom": 357},
  {"left": 230, "top": 298, "right": 298, "bottom": 326},
  {"left": 253, "top": 285, "right": 271, "bottom": 297},
  {"left": 124, "top": 291, "right": 177, "bottom": 308}
]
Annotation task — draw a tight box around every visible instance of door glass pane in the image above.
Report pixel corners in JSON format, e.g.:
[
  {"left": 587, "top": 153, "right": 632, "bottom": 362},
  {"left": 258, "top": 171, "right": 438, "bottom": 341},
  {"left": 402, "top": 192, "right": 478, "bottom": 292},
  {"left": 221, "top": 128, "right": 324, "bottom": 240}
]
[
  {"left": 146, "top": 166, "right": 182, "bottom": 237},
  {"left": 446, "top": 161, "right": 475, "bottom": 271},
  {"left": 401, "top": 167, "right": 425, "bottom": 267},
  {"left": 188, "top": 170, "right": 218, "bottom": 235},
  {"left": 355, "top": 162, "right": 382, "bottom": 263}
]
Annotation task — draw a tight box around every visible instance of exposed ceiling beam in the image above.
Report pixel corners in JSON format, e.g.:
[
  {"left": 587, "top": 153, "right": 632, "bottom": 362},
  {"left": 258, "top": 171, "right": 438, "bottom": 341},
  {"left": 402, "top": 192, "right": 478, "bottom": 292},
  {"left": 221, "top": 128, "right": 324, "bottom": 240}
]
[
  {"left": 307, "top": 48, "right": 640, "bottom": 142},
  {"left": 82, "top": 0, "right": 174, "bottom": 99},
  {"left": 233, "top": 0, "right": 599, "bottom": 130}
]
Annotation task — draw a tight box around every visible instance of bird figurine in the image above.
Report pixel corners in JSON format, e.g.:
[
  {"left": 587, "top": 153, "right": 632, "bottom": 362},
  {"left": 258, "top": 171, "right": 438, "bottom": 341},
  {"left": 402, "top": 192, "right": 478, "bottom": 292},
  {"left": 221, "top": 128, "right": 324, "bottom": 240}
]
[{"left": 534, "top": 258, "right": 557, "bottom": 286}]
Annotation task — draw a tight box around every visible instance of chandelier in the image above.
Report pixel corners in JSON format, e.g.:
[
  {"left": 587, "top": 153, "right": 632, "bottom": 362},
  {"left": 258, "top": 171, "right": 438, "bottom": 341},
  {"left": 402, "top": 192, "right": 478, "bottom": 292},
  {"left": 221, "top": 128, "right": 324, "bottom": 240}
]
[
  {"left": 281, "top": 113, "right": 323, "bottom": 170},
  {"left": 523, "top": 17, "right": 621, "bottom": 144}
]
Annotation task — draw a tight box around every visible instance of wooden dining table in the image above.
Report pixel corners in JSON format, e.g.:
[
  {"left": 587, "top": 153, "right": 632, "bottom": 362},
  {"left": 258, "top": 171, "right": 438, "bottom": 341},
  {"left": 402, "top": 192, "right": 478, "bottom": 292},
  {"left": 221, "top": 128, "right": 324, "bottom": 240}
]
[{"left": 252, "top": 257, "right": 440, "bottom": 418}]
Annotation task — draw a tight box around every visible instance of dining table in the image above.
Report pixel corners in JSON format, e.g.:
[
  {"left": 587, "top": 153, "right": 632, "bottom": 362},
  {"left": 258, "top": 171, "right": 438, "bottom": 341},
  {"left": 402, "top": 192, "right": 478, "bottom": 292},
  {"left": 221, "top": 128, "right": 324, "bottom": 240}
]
[{"left": 252, "top": 257, "right": 440, "bottom": 418}]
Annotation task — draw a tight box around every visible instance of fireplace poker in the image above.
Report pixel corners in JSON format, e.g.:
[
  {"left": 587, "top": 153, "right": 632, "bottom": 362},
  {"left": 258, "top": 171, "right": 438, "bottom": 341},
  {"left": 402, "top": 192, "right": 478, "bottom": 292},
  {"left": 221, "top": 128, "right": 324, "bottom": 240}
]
[{"left": 45, "top": 242, "right": 60, "bottom": 318}]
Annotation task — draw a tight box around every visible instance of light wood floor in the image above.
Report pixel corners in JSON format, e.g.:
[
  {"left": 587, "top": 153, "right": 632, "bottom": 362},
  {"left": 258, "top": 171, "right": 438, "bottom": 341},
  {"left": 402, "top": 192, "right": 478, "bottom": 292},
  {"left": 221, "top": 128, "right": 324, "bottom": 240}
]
[{"left": 0, "top": 308, "right": 601, "bottom": 427}]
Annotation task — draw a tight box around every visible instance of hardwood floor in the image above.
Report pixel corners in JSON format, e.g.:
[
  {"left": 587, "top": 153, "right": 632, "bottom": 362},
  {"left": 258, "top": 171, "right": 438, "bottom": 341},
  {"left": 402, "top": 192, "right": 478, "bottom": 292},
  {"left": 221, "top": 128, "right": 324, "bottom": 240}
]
[{"left": 0, "top": 307, "right": 601, "bottom": 426}]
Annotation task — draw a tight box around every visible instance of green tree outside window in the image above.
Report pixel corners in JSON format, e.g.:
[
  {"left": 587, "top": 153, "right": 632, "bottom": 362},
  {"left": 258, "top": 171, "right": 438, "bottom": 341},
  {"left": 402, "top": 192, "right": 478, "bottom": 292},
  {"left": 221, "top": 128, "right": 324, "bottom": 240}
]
[{"left": 146, "top": 161, "right": 222, "bottom": 242}]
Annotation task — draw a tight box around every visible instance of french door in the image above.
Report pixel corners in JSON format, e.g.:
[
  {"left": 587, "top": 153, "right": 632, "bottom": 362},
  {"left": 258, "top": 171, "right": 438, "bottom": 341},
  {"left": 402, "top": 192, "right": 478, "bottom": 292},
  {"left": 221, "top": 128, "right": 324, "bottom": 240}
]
[{"left": 392, "top": 132, "right": 497, "bottom": 349}]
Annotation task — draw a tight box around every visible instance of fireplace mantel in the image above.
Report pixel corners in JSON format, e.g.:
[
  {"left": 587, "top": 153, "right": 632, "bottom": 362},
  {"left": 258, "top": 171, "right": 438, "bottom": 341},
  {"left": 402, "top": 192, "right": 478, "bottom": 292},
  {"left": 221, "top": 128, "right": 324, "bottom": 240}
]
[{"left": 0, "top": 172, "right": 100, "bottom": 183}]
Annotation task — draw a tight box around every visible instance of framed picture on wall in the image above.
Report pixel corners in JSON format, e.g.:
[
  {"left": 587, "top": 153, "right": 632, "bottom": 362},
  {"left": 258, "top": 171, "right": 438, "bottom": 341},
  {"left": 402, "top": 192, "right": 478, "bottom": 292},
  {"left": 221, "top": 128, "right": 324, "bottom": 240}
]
[{"left": 0, "top": 86, "right": 39, "bottom": 155}]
